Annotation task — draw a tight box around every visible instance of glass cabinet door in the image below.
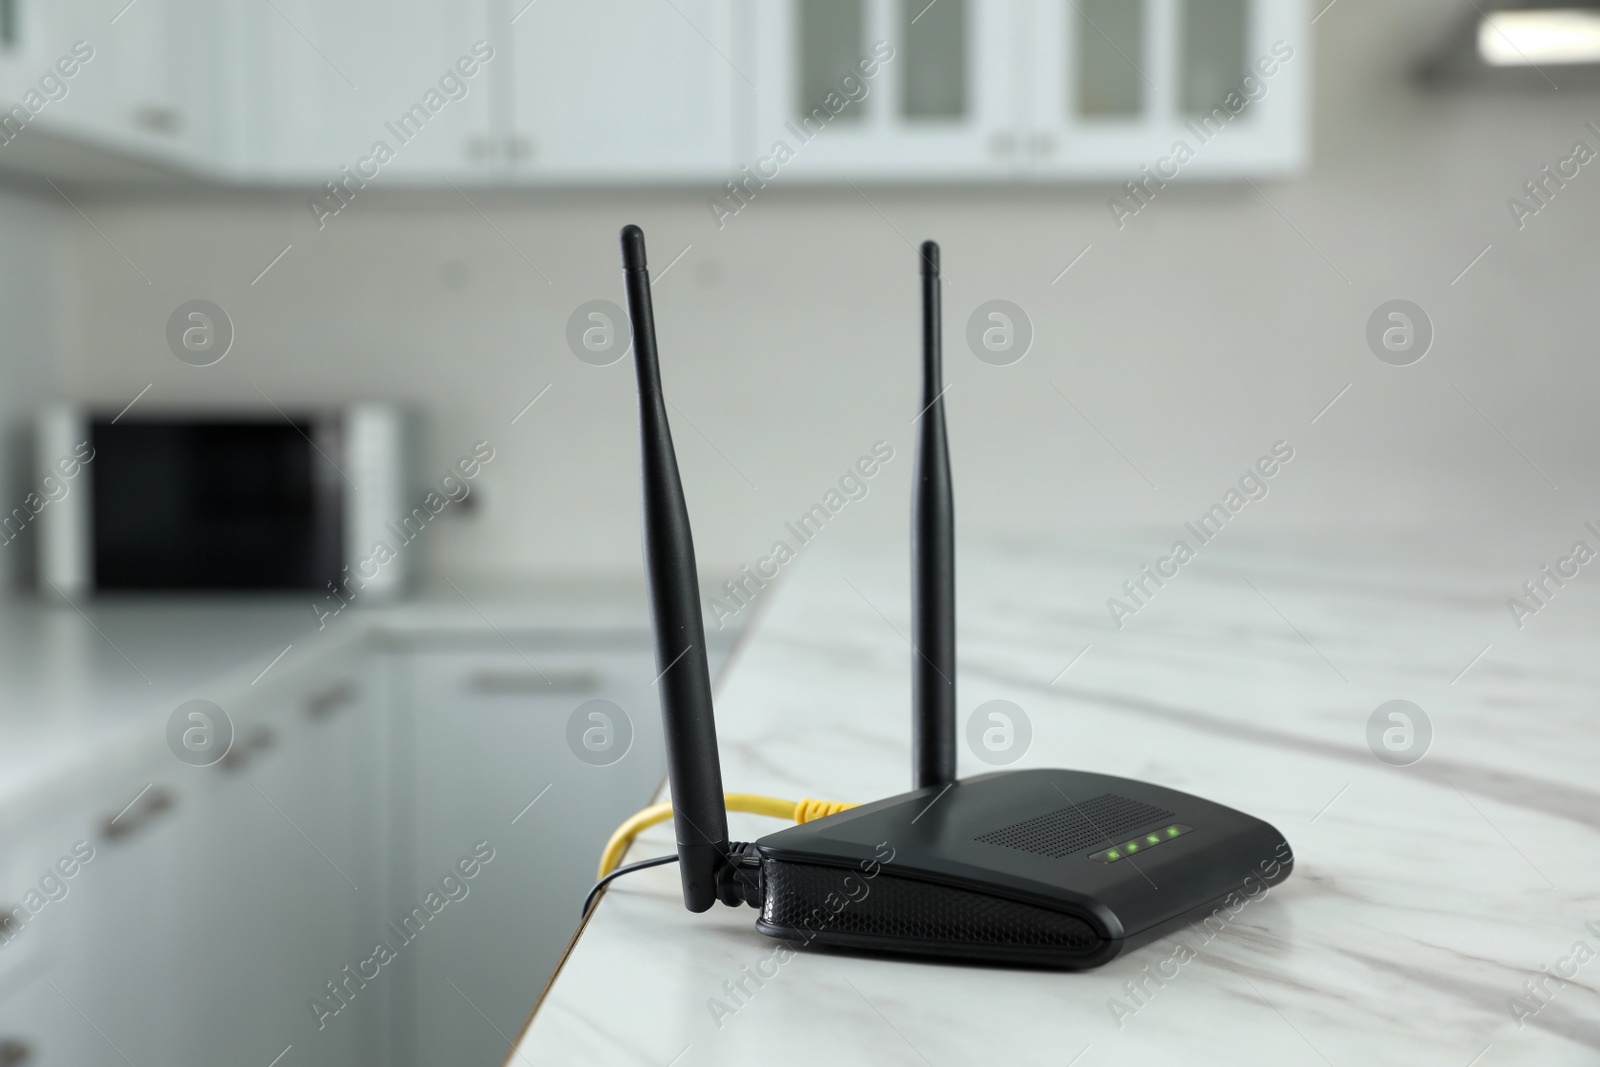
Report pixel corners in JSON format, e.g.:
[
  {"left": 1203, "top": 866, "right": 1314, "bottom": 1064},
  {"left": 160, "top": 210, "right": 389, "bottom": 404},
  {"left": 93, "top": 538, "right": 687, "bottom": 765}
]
[
  {"left": 1025, "top": 0, "right": 1309, "bottom": 180},
  {"left": 748, "top": 0, "right": 1021, "bottom": 180}
]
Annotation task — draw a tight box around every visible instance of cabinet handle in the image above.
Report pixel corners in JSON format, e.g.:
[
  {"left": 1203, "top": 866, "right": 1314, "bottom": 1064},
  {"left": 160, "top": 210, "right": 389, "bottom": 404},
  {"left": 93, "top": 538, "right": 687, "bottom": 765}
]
[
  {"left": 989, "top": 131, "right": 1016, "bottom": 157},
  {"left": 218, "top": 725, "right": 276, "bottom": 772},
  {"left": 101, "top": 785, "right": 175, "bottom": 843},
  {"left": 0, "top": 1039, "right": 31, "bottom": 1066},
  {"left": 465, "top": 136, "right": 532, "bottom": 164},
  {"left": 1030, "top": 132, "right": 1057, "bottom": 157},
  {"left": 467, "top": 669, "right": 600, "bottom": 695},
  {"left": 132, "top": 105, "right": 181, "bottom": 136},
  {"left": 306, "top": 682, "right": 357, "bottom": 721}
]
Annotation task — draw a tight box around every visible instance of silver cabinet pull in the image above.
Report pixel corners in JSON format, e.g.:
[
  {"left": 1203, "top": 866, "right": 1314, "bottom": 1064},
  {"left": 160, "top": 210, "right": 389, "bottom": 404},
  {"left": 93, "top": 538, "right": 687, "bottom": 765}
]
[
  {"left": 306, "top": 682, "right": 358, "bottom": 720},
  {"left": 132, "top": 105, "right": 181, "bottom": 135},
  {"left": 101, "top": 785, "right": 175, "bottom": 843},
  {"left": 218, "top": 725, "right": 275, "bottom": 773},
  {"left": 467, "top": 669, "right": 600, "bottom": 695}
]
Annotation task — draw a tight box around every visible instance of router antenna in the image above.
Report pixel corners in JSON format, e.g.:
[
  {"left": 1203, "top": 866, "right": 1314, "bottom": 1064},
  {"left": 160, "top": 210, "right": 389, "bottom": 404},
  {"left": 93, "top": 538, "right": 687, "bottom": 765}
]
[
  {"left": 620, "top": 224, "right": 731, "bottom": 912},
  {"left": 912, "top": 240, "right": 956, "bottom": 790}
]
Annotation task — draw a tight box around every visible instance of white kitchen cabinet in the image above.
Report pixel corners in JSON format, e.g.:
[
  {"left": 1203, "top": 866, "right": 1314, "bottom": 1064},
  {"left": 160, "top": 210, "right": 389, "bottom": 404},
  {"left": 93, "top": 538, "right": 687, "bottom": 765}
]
[
  {"left": 0, "top": 0, "right": 131, "bottom": 155},
  {"left": 0, "top": 787, "right": 107, "bottom": 1067},
  {"left": 2, "top": 0, "right": 237, "bottom": 172},
  {"left": 30, "top": 762, "right": 192, "bottom": 1065},
  {"left": 1, "top": 740, "right": 372, "bottom": 1067},
  {"left": 1025, "top": 0, "right": 1309, "bottom": 179},
  {"left": 231, "top": 0, "right": 357, "bottom": 178},
  {"left": 162, "top": 663, "right": 384, "bottom": 1067},
  {"left": 397, "top": 640, "right": 664, "bottom": 1067},
  {"left": 0, "top": 964, "right": 99, "bottom": 1067},
  {"left": 366, "top": 2, "right": 501, "bottom": 185},
  {"left": 0, "top": 0, "right": 63, "bottom": 107},
  {"left": 0, "top": 0, "right": 1308, "bottom": 185},
  {"left": 0, "top": 619, "right": 719, "bottom": 1067},
  {"left": 508, "top": 0, "right": 739, "bottom": 181},
  {"left": 239, "top": 0, "right": 500, "bottom": 184},
  {"left": 0, "top": 656, "right": 387, "bottom": 1067},
  {"left": 749, "top": 0, "right": 1308, "bottom": 181},
  {"left": 355, "top": 0, "right": 747, "bottom": 184},
  {"left": 750, "top": 0, "right": 1021, "bottom": 181},
  {"left": 164, "top": 722, "right": 313, "bottom": 1066},
  {"left": 94, "top": 0, "right": 237, "bottom": 171}
]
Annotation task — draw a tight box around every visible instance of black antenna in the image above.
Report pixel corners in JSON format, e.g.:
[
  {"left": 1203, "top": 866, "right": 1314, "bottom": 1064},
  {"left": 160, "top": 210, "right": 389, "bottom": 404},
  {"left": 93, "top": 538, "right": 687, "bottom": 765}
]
[
  {"left": 912, "top": 240, "right": 956, "bottom": 790},
  {"left": 620, "top": 224, "right": 731, "bottom": 912}
]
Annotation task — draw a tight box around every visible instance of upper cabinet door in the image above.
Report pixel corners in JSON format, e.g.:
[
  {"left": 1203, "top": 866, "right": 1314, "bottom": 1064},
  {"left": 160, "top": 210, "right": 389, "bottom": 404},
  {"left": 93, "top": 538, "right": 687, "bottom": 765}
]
[
  {"left": 241, "top": 0, "right": 497, "bottom": 184},
  {"left": 6, "top": 0, "right": 231, "bottom": 171},
  {"left": 0, "top": 0, "right": 91, "bottom": 112},
  {"left": 107, "top": 0, "right": 235, "bottom": 171},
  {"left": 750, "top": 0, "right": 1021, "bottom": 180},
  {"left": 1025, "top": 0, "right": 1309, "bottom": 179},
  {"left": 234, "top": 0, "right": 371, "bottom": 178},
  {"left": 346, "top": 0, "right": 500, "bottom": 184},
  {"left": 509, "top": 0, "right": 738, "bottom": 181}
]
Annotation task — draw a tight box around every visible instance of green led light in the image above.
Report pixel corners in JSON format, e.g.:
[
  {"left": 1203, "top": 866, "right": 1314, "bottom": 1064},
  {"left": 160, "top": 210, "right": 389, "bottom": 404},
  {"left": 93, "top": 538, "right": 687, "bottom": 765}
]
[{"left": 1089, "top": 825, "right": 1192, "bottom": 863}]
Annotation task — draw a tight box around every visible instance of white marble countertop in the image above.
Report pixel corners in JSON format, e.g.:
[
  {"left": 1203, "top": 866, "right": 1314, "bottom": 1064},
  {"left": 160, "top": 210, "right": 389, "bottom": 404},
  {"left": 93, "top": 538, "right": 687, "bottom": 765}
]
[
  {"left": 0, "top": 580, "right": 657, "bottom": 815},
  {"left": 509, "top": 531, "right": 1600, "bottom": 1066}
]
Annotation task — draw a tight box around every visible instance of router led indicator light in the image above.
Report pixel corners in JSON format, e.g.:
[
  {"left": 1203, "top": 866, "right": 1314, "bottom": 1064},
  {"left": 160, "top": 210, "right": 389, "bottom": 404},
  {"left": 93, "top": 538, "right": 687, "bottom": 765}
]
[{"left": 1090, "top": 824, "right": 1194, "bottom": 863}]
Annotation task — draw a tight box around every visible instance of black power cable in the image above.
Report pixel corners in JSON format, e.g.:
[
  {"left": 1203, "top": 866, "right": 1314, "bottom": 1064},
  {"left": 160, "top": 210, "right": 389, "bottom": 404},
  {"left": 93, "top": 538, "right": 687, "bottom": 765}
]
[{"left": 582, "top": 854, "right": 679, "bottom": 917}]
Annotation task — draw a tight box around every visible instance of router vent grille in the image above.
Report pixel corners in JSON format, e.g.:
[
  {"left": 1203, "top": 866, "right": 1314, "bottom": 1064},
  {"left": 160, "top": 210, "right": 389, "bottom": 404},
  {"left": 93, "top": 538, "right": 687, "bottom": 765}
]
[
  {"left": 761, "top": 861, "right": 1100, "bottom": 951},
  {"left": 974, "top": 793, "right": 1175, "bottom": 858}
]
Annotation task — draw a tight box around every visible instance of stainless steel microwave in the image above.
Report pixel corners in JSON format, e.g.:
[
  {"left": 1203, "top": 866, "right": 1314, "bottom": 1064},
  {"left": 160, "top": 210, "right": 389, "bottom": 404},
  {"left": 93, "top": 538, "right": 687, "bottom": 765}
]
[{"left": 33, "top": 404, "right": 409, "bottom": 598}]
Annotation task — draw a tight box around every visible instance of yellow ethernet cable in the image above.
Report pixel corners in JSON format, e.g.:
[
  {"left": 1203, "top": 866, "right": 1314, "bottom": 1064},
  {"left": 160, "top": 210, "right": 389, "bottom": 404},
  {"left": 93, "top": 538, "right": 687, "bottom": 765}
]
[{"left": 596, "top": 794, "right": 856, "bottom": 880}]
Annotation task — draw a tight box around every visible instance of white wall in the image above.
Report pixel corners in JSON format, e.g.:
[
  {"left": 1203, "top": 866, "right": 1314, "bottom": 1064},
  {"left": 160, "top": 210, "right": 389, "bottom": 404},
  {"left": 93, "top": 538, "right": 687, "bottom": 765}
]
[{"left": 48, "top": 0, "right": 1600, "bottom": 594}]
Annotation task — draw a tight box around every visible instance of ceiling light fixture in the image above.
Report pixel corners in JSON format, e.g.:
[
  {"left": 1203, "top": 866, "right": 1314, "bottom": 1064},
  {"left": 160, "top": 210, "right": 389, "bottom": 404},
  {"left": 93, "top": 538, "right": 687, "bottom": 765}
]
[
  {"left": 1479, "top": 8, "right": 1600, "bottom": 66},
  {"left": 1417, "top": 1, "right": 1600, "bottom": 88}
]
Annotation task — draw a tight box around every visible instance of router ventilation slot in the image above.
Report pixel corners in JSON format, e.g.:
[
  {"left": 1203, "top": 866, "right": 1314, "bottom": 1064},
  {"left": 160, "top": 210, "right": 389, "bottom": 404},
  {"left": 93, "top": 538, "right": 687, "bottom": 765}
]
[
  {"left": 974, "top": 793, "right": 1175, "bottom": 858},
  {"left": 761, "top": 861, "right": 1101, "bottom": 951}
]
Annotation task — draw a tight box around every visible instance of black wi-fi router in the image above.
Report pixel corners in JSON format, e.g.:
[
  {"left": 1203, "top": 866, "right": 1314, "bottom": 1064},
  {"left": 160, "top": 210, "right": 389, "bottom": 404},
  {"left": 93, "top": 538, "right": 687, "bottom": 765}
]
[{"left": 618, "top": 224, "right": 1292, "bottom": 967}]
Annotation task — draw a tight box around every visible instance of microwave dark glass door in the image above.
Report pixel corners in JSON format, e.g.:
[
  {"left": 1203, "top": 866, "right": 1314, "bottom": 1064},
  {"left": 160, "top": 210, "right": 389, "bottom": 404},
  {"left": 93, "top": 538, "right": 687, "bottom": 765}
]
[{"left": 90, "top": 419, "right": 343, "bottom": 591}]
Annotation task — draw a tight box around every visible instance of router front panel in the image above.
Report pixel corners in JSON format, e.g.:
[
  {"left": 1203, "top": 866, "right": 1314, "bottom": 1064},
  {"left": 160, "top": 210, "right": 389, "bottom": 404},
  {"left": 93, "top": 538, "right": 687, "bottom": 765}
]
[{"left": 754, "top": 769, "right": 1291, "bottom": 965}]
